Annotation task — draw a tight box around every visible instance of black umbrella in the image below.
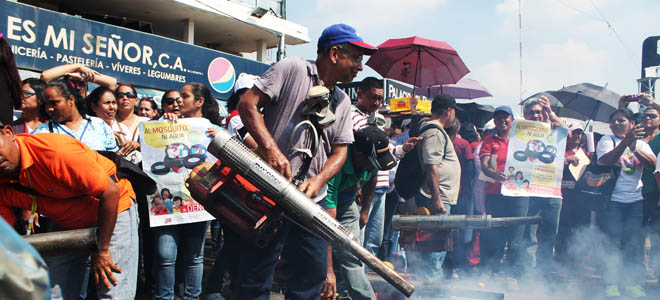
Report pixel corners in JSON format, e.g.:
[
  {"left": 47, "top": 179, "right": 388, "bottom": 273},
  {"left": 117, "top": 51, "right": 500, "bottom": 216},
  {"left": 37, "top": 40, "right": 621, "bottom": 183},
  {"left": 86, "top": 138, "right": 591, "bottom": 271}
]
[
  {"left": 549, "top": 83, "right": 620, "bottom": 123},
  {"left": 456, "top": 102, "right": 495, "bottom": 128},
  {"left": 521, "top": 92, "right": 588, "bottom": 121}
]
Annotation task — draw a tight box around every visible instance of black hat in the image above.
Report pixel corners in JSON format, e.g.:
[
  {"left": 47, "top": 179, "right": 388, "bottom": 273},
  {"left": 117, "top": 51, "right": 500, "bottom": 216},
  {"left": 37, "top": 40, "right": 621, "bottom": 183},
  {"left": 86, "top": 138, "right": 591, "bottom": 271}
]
[
  {"left": 431, "top": 94, "right": 462, "bottom": 114},
  {"left": 354, "top": 126, "right": 397, "bottom": 170}
]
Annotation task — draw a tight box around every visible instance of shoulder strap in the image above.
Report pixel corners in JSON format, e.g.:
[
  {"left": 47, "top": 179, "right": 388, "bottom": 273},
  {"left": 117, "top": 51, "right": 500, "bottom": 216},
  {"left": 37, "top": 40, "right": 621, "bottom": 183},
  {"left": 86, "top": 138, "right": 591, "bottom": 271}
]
[
  {"left": 419, "top": 124, "right": 449, "bottom": 159},
  {"left": 8, "top": 182, "right": 45, "bottom": 198}
]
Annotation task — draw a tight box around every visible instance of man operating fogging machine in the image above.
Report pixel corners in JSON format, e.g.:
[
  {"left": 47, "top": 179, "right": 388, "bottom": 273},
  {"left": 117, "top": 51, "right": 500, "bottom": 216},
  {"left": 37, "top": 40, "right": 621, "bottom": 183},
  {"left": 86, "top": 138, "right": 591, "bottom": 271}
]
[{"left": 232, "top": 23, "right": 382, "bottom": 299}]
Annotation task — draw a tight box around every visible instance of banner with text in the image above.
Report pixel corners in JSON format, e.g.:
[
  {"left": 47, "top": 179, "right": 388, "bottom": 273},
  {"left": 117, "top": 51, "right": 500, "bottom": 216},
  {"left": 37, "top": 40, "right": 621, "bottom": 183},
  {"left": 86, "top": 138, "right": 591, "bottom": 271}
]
[
  {"left": 502, "top": 120, "right": 568, "bottom": 198},
  {"left": 1, "top": 1, "right": 269, "bottom": 99},
  {"left": 140, "top": 118, "right": 216, "bottom": 227}
]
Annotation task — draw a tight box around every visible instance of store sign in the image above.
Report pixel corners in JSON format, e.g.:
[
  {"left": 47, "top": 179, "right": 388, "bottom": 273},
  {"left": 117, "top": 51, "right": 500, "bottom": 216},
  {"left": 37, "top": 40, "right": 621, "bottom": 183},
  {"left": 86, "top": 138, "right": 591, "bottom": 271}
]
[
  {"left": 1, "top": 1, "right": 269, "bottom": 99},
  {"left": 384, "top": 78, "right": 428, "bottom": 106},
  {"left": 337, "top": 81, "right": 361, "bottom": 103}
]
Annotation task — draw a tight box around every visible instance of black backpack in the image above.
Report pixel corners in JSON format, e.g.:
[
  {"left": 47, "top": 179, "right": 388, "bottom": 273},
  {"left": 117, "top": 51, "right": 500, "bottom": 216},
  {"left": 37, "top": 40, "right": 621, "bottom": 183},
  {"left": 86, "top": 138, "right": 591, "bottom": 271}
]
[
  {"left": 97, "top": 151, "right": 157, "bottom": 196},
  {"left": 394, "top": 123, "right": 447, "bottom": 199}
]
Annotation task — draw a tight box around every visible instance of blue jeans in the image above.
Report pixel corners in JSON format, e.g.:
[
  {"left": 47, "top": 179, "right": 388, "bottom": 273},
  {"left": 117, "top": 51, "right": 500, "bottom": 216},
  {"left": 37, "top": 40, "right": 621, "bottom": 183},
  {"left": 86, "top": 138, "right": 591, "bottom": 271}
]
[
  {"left": 481, "top": 194, "right": 529, "bottom": 275},
  {"left": 334, "top": 201, "right": 376, "bottom": 300},
  {"left": 49, "top": 203, "right": 139, "bottom": 300},
  {"left": 407, "top": 194, "right": 451, "bottom": 280},
  {"left": 153, "top": 221, "right": 209, "bottom": 300},
  {"left": 210, "top": 220, "right": 222, "bottom": 249},
  {"left": 363, "top": 190, "right": 386, "bottom": 261},
  {"left": 231, "top": 201, "right": 328, "bottom": 300},
  {"left": 524, "top": 196, "right": 562, "bottom": 273},
  {"left": 599, "top": 200, "right": 645, "bottom": 286}
]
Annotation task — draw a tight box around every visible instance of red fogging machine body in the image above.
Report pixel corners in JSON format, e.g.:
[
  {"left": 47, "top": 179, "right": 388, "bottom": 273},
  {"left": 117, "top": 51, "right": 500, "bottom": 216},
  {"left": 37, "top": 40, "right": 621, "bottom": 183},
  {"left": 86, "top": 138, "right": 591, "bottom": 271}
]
[{"left": 187, "top": 162, "right": 283, "bottom": 248}]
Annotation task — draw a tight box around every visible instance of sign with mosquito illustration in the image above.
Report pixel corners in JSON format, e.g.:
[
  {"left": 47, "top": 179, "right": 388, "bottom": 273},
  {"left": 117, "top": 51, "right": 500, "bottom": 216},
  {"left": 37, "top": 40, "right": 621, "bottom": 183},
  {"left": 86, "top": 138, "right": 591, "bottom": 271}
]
[
  {"left": 140, "top": 118, "right": 216, "bottom": 227},
  {"left": 502, "top": 120, "right": 568, "bottom": 198}
]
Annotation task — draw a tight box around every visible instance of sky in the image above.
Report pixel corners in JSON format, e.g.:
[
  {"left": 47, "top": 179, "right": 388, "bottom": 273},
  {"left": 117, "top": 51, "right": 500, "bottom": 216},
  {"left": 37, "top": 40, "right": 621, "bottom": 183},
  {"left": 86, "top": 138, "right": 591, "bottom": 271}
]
[{"left": 282, "top": 0, "right": 660, "bottom": 111}]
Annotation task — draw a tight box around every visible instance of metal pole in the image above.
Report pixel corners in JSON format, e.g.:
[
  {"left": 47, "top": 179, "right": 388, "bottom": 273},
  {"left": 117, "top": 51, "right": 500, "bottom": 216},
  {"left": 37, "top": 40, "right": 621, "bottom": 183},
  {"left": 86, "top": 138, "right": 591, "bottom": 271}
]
[
  {"left": 277, "top": 33, "right": 285, "bottom": 61},
  {"left": 24, "top": 227, "right": 97, "bottom": 258},
  {"left": 392, "top": 214, "right": 542, "bottom": 231}
]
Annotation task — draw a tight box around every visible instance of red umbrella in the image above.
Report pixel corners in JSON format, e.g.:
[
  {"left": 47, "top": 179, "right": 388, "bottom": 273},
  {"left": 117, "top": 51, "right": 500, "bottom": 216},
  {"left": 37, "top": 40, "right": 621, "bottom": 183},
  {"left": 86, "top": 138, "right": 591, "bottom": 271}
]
[{"left": 366, "top": 36, "right": 470, "bottom": 87}]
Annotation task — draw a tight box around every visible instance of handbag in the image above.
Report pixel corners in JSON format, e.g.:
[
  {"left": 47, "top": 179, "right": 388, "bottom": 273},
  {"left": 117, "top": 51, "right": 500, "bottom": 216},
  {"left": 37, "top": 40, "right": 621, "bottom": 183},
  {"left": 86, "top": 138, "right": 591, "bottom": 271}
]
[{"left": 575, "top": 137, "right": 620, "bottom": 210}]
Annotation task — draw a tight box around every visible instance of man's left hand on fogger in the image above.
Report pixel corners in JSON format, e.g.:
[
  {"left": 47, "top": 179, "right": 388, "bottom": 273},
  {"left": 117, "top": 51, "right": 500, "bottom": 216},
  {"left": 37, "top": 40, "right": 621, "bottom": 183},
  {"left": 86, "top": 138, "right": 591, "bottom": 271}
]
[{"left": 0, "top": 124, "right": 137, "bottom": 295}]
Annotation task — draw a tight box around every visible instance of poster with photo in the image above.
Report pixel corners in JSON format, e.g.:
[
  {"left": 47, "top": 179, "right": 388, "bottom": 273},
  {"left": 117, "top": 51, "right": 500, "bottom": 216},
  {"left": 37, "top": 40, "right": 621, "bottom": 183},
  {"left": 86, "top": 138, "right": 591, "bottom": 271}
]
[
  {"left": 140, "top": 118, "right": 216, "bottom": 227},
  {"left": 502, "top": 120, "right": 568, "bottom": 198}
]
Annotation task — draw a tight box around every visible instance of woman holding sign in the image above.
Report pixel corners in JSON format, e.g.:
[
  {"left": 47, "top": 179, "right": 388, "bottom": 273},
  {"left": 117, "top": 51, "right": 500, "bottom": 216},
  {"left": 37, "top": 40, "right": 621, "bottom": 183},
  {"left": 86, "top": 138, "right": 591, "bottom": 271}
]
[
  {"left": 478, "top": 106, "right": 530, "bottom": 278},
  {"left": 596, "top": 108, "right": 656, "bottom": 298},
  {"left": 153, "top": 82, "right": 221, "bottom": 300}
]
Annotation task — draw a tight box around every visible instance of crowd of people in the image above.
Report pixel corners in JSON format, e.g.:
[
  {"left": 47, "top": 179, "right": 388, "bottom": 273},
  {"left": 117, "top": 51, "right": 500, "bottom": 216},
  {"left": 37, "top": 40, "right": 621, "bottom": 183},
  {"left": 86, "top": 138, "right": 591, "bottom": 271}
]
[{"left": 1, "top": 21, "right": 660, "bottom": 300}]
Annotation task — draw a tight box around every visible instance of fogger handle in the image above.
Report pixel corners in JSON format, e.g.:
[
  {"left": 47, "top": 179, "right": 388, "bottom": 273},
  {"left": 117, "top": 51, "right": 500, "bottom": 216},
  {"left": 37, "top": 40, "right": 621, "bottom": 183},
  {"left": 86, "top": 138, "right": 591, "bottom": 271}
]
[{"left": 347, "top": 239, "right": 416, "bottom": 296}]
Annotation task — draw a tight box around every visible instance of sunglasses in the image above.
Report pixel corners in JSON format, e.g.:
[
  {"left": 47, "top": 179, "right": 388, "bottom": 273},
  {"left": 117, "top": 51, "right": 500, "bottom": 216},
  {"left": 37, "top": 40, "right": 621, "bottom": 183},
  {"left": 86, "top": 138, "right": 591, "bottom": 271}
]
[
  {"left": 116, "top": 92, "right": 137, "bottom": 99},
  {"left": 524, "top": 109, "right": 543, "bottom": 115},
  {"left": 163, "top": 97, "right": 180, "bottom": 105},
  {"left": 22, "top": 90, "right": 36, "bottom": 97},
  {"left": 644, "top": 113, "right": 658, "bottom": 119}
]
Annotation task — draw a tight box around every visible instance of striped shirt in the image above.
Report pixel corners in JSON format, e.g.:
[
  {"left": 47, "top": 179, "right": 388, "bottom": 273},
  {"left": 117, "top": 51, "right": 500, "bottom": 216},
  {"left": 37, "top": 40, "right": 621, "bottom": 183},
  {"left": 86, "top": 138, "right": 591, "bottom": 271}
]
[{"left": 351, "top": 105, "right": 389, "bottom": 189}]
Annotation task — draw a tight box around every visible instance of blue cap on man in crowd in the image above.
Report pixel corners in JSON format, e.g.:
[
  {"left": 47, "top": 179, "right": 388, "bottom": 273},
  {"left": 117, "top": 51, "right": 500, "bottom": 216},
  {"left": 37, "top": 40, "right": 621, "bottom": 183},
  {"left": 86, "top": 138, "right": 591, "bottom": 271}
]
[
  {"left": 494, "top": 105, "right": 513, "bottom": 116},
  {"left": 318, "top": 24, "right": 378, "bottom": 55}
]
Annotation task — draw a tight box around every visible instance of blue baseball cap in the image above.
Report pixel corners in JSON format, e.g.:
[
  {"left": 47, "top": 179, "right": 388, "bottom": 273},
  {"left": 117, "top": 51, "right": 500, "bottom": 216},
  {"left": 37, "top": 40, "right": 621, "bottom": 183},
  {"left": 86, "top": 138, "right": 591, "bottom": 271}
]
[
  {"left": 494, "top": 106, "right": 513, "bottom": 116},
  {"left": 318, "top": 24, "right": 377, "bottom": 55}
]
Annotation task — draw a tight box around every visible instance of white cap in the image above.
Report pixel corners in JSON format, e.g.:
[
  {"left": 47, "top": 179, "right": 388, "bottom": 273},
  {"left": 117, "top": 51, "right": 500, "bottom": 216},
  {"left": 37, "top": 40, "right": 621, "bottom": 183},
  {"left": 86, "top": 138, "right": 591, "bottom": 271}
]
[
  {"left": 565, "top": 119, "right": 585, "bottom": 132},
  {"left": 234, "top": 73, "right": 258, "bottom": 93}
]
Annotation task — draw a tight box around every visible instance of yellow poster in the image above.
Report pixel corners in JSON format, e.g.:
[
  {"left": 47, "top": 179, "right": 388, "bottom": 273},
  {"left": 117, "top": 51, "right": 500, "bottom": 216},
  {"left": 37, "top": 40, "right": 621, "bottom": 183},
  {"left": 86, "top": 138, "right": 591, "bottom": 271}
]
[{"left": 502, "top": 120, "right": 568, "bottom": 198}]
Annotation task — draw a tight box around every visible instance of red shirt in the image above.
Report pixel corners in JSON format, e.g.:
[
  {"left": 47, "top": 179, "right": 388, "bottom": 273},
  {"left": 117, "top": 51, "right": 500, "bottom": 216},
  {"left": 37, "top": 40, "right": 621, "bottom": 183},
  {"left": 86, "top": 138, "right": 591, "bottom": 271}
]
[
  {"left": 225, "top": 110, "right": 240, "bottom": 129},
  {"left": 0, "top": 133, "right": 135, "bottom": 229},
  {"left": 479, "top": 133, "right": 509, "bottom": 195}
]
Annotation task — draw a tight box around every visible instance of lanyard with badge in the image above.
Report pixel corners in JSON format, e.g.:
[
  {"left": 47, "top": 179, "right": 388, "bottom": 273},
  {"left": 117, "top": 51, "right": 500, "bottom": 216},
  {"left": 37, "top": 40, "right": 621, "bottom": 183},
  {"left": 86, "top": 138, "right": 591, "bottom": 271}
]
[{"left": 55, "top": 118, "right": 90, "bottom": 141}]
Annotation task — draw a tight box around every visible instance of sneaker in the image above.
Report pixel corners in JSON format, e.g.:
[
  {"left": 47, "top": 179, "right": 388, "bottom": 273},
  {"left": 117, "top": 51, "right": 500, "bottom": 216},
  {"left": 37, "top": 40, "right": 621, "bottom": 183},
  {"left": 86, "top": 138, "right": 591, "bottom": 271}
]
[
  {"left": 626, "top": 285, "right": 646, "bottom": 298},
  {"left": 605, "top": 285, "right": 621, "bottom": 298}
]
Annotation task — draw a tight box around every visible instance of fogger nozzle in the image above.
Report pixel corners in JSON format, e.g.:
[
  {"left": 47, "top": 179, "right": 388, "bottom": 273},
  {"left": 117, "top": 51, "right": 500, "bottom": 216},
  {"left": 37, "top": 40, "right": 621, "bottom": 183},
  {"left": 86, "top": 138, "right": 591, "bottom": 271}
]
[{"left": 207, "top": 129, "right": 415, "bottom": 297}]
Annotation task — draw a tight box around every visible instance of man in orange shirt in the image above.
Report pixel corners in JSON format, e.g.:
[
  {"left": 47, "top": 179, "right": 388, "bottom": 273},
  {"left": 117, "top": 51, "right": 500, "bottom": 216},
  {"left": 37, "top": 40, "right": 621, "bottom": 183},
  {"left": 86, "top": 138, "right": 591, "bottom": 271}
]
[{"left": 0, "top": 123, "right": 138, "bottom": 300}]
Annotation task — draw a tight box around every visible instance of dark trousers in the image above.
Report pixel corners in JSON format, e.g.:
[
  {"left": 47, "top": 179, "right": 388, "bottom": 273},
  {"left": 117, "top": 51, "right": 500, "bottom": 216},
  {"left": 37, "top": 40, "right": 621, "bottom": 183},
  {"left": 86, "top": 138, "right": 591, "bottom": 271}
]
[
  {"left": 643, "top": 192, "right": 660, "bottom": 278},
  {"left": 598, "top": 200, "right": 645, "bottom": 286},
  {"left": 480, "top": 194, "right": 529, "bottom": 275},
  {"left": 231, "top": 203, "right": 328, "bottom": 300},
  {"left": 556, "top": 189, "right": 591, "bottom": 264},
  {"left": 206, "top": 229, "right": 239, "bottom": 294},
  {"left": 137, "top": 193, "right": 155, "bottom": 296},
  {"left": 448, "top": 194, "right": 475, "bottom": 270}
]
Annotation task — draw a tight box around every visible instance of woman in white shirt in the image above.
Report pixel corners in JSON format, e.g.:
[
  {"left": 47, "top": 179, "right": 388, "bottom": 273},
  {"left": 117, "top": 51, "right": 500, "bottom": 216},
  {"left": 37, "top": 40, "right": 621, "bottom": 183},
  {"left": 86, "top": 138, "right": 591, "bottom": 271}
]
[{"left": 596, "top": 108, "right": 656, "bottom": 298}]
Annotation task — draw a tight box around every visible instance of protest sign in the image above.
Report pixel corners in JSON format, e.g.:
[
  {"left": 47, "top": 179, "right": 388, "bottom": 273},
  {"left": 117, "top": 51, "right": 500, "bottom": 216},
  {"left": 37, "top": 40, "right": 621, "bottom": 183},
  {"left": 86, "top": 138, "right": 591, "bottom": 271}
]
[
  {"left": 140, "top": 118, "right": 216, "bottom": 227},
  {"left": 502, "top": 120, "right": 568, "bottom": 198}
]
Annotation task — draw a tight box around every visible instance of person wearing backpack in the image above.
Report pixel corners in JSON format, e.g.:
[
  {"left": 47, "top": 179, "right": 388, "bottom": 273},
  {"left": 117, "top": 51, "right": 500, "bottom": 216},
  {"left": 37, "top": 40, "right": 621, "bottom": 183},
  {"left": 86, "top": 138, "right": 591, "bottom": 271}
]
[
  {"left": 405, "top": 94, "right": 462, "bottom": 281},
  {"left": 478, "top": 106, "right": 529, "bottom": 279}
]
